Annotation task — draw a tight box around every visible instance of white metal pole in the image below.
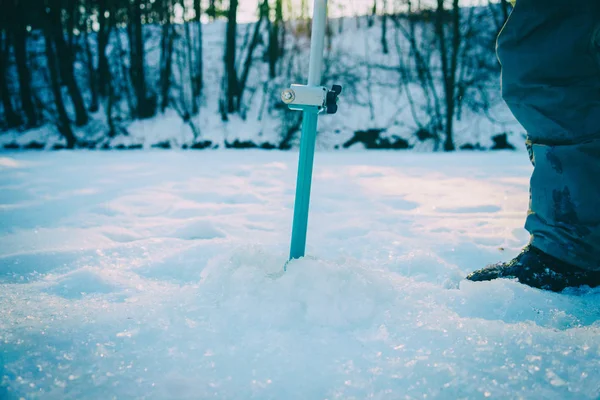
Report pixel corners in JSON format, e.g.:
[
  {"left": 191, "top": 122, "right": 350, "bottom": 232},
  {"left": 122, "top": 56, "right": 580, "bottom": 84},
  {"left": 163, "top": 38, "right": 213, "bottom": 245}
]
[{"left": 307, "top": 0, "right": 327, "bottom": 86}]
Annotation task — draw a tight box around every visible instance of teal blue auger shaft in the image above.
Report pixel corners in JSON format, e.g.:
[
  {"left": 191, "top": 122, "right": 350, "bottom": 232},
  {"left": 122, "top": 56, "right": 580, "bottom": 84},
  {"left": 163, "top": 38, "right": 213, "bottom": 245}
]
[{"left": 289, "top": 0, "right": 328, "bottom": 261}]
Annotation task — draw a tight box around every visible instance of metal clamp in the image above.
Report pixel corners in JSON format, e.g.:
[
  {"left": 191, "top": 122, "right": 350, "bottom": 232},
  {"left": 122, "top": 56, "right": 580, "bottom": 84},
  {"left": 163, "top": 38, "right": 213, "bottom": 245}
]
[{"left": 281, "top": 84, "right": 342, "bottom": 114}]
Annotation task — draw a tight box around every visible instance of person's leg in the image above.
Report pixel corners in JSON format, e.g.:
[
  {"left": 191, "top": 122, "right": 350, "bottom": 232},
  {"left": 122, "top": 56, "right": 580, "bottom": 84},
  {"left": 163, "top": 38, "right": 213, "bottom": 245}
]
[{"left": 468, "top": 0, "right": 600, "bottom": 290}]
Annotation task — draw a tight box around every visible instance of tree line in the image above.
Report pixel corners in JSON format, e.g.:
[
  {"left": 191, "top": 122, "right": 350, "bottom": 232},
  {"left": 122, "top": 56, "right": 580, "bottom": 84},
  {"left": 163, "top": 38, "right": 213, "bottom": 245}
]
[{"left": 0, "top": 0, "right": 511, "bottom": 150}]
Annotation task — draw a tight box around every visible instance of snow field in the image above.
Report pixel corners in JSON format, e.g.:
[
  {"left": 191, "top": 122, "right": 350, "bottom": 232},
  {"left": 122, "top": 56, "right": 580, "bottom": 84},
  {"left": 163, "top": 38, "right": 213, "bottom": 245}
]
[{"left": 1, "top": 152, "right": 599, "bottom": 399}]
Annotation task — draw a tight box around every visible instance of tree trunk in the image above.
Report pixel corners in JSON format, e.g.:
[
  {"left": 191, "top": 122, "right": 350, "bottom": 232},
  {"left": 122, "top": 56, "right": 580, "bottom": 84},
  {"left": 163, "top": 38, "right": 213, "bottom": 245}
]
[
  {"left": 12, "top": 0, "right": 37, "bottom": 127},
  {"left": 279, "top": 4, "right": 286, "bottom": 61},
  {"left": 97, "top": 0, "right": 113, "bottom": 98},
  {"left": 65, "top": 0, "right": 77, "bottom": 53},
  {"left": 207, "top": 0, "right": 218, "bottom": 20},
  {"left": 368, "top": 0, "right": 377, "bottom": 27},
  {"left": 381, "top": 0, "right": 389, "bottom": 54},
  {"left": 268, "top": 0, "right": 282, "bottom": 78},
  {"left": 194, "top": 0, "right": 203, "bottom": 94},
  {"left": 446, "top": 0, "right": 460, "bottom": 151},
  {"left": 435, "top": 0, "right": 450, "bottom": 151},
  {"left": 47, "top": 2, "right": 89, "bottom": 126},
  {"left": 116, "top": 29, "right": 135, "bottom": 117},
  {"left": 224, "top": 0, "right": 239, "bottom": 113},
  {"left": 84, "top": 17, "right": 99, "bottom": 112},
  {"left": 184, "top": 14, "right": 198, "bottom": 114},
  {"left": 159, "top": 4, "right": 174, "bottom": 112},
  {"left": 129, "top": 0, "right": 155, "bottom": 119},
  {"left": 106, "top": 72, "right": 117, "bottom": 137},
  {"left": 238, "top": 14, "right": 265, "bottom": 111},
  {"left": 0, "top": 28, "right": 22, "bottom": 128},
  {"left": 435, "top": 0, "right": 459, "bottom": 152},
  {"left": 44, "top": 28, "right": 77, "bottom": 148}
]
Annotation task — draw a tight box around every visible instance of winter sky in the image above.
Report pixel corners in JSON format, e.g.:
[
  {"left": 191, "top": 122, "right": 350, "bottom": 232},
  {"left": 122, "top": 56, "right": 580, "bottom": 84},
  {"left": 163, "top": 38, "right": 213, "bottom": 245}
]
[
  {"left": 236, "top": 0, "right": 382, "bottom": 22},
  {"left": 235, "top": 0, "right": 491, "bottom": 22}
]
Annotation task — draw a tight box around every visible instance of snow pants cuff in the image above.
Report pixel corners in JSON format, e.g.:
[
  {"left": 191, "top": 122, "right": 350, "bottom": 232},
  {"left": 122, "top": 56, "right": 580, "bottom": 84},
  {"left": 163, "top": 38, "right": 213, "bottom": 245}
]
[{"left": 526, "top": 139, "right": 600, "bottom": 272}]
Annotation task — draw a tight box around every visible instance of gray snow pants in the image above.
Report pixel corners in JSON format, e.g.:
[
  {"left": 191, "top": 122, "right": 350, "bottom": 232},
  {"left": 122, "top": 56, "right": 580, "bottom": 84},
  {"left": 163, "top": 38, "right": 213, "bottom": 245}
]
[{"left": 497, "top": 0, "right": 600, "bottom": 271}]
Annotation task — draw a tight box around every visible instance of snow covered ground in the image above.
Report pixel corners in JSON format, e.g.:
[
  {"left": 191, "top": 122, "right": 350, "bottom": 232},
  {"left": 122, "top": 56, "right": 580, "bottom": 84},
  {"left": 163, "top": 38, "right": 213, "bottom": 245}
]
[{"left": 1, "top": 151, "right": 599, "bottom": 399}]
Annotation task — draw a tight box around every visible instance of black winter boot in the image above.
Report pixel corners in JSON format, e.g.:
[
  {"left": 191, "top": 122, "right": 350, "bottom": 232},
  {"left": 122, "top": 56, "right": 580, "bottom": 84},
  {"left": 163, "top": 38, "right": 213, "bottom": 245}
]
[{"left": 466, "top": 246, "right": 600, "bottom": 292}]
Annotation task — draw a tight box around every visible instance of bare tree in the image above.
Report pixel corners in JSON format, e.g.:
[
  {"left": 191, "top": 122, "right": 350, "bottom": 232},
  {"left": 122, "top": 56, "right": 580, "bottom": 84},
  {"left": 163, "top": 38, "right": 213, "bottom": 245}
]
[
  {"left": 183, "top": 1, "right": 198, "bottom": 114},
  {"left": 10, "top": 0, "right": 37, "bottom": 127},
  {"left": 222, "top": 0, "right": 239, "bottom": 115},
  {"left": 381, "top": 0, "right": 389, "bottom": 54},
  {"left": 221, "top": 0, "right": 268, "bottom": 116},
  {"left": 194, "top": 0, "right": 204, "bottom": 94},
  {"left": 46, "top": 0, "right": 89, "bottom": 126},
  {"left": 159, "top": 0, "right": 175, "bottom": 112},
  {"left": 115, "top": 28, "right": 135, "bottom": 118},
  {"left": 389, "top": 0, "right": 501, "bottom": 149},
  {"left": 43, "top": 18, "right": 77, "bottom": 148},
  {"left": 128, "top": 0, "right": 155, "bottom": 119},
  {"left": 238, "top": 1, "right": 269, "bottom": 111},
  {"left": 97, "top": 0, "right": 114, "bottom": 98},
  {"left": 0, "top": 27, "right": 22, "bottom": 128},
  {"left": 268, "top": 0, "right": 284, "bottom": 78},
  {"left": 392, "top": 7, "right": 444, "bottom": 148},
  {"left": 368, "top": 0, "right": 377, "bottom": 27},
  {"left": 435, "top": 0, "right": 461, "bottom": 151},
  {"left": 83, "top": 3, "right": 99, "bottom": 113}
]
